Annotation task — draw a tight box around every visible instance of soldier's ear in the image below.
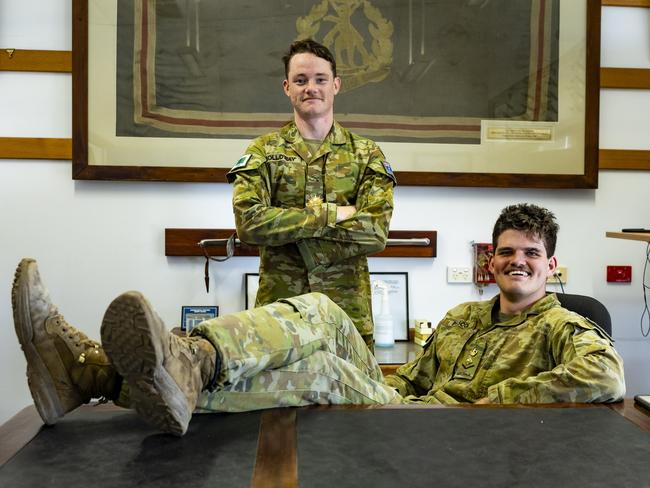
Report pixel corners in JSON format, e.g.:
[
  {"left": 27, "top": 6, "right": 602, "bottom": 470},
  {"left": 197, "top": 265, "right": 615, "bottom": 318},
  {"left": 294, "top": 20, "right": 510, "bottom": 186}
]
[
  {"left": 283, "top": 79, "right": 290, "bottom": 96},
  {"left": 333, "top": 76, "right": 341, "bottom": 94}
]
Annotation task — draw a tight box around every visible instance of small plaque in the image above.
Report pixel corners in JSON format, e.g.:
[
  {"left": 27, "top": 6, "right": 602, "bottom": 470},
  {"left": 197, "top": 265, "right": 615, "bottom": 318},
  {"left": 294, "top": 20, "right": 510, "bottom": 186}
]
[
  {"left": 181, "top": 306, "right": 219, "bottom": 333},
  {"left": 486, "top": 126, "right": 553, "bottom": 141}
]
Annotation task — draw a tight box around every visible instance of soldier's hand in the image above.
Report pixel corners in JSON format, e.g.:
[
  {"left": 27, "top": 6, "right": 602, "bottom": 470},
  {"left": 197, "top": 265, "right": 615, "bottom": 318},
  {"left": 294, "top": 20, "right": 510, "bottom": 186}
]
[{"left": 336, "top": 205, "right": 357, "bottom": 222}]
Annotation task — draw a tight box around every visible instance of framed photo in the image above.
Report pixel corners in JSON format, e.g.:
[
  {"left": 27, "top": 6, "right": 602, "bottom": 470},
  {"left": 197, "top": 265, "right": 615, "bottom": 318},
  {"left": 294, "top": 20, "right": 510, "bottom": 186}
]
[
  {"left": 370, "top": 272, "right": 409, "bottom": 341},
  {"left": 245, "top": 273, "right": 260, "bottom": 310},
  {"left": 73, "top": 0, "right": 599, "bottom": 188},
  {"left": 181, "top": 305, "right": 218, "bottom": 334}
]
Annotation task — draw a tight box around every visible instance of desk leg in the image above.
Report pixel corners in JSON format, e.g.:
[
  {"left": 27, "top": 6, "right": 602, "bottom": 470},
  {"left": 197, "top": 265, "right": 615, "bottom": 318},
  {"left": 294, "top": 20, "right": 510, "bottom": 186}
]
[{"left": 251, "top": 409, "right": 297, "bottom": 488}]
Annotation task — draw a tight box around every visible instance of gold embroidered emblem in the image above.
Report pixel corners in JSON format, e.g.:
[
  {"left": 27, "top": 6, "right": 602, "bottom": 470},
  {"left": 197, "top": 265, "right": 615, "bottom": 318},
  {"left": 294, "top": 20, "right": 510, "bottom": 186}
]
[
  {"left": 307, "top": 196, "right": 324, "bottom": 208},
  {"left": 296, "top": 0, "right": 393, "bottom": 93}
]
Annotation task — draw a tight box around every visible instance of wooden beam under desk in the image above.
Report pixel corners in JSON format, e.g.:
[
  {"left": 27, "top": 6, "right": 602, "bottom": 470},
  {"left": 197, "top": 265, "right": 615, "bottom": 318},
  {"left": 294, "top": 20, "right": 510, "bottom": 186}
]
[{"left": 165, "top": 229, "right": 437, "bottom": 258}]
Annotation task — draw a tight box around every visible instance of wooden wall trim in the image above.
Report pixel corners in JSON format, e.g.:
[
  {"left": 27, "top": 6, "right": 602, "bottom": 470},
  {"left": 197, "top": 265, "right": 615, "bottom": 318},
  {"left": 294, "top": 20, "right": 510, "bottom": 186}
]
[
  {"left": 0, "top": 49, "right": 71, "bottom": 72},
  {"left": 601, "top": 67, "right": 650, "bottom": 89},
  {"left": 599, "top": 149, "right": 650, "bottom": 170},
  {"left": 0, "top": 137, "right": 72, "bottom": 160},
  {"left": 602, "top": 0, "right": 650, "bottom": 7}
]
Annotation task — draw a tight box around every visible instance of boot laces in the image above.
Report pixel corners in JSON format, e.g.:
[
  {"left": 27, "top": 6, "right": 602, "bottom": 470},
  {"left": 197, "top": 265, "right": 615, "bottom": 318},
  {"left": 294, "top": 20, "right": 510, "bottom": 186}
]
[{"left": 50, "top": 313, "right": 98, "bottom": 362}]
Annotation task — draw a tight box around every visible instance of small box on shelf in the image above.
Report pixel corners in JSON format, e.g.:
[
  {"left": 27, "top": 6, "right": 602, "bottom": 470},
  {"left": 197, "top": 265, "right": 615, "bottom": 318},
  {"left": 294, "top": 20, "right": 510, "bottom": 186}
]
[{"left": 413, "top": 319, "right": 434, "bottom": 346}]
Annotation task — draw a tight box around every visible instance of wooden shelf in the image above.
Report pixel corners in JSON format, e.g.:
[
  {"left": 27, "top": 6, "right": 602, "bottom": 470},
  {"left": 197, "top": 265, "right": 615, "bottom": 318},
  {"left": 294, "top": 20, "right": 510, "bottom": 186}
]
[
  {"left": 606, "top": 231, "right": 650, "bottom": 242},
  {"left": 165, "top": 229, "right": 437, "bottom": 258}
]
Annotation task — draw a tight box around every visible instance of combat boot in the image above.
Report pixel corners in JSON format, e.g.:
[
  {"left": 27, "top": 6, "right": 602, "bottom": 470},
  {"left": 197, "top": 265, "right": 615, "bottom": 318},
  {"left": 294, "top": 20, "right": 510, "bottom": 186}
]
[
  {"left": 12, "top": 258, "right": 122, "bottom": 425},
  {"left": 101, "top": 291, "right": 217, "bottom": 436}
]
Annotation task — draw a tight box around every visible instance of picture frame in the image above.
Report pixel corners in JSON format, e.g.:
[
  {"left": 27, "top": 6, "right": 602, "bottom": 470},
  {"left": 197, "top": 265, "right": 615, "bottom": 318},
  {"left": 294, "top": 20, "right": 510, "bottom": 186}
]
[
  {"left": 245, "top": 273, "right": 260, "bottom": 311},
  {"left": 181, "top": 305, "right": 219, "bottom": 334},
  {"left": 370, "top": 272, "right": 409, "bottom": 342},
  {"left": 72, "top": 0, "right": 600, "bottom": 188}
]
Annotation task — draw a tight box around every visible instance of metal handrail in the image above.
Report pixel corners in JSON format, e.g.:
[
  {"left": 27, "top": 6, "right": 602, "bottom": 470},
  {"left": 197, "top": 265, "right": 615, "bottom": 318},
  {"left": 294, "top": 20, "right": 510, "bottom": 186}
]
[{"left": 198, "top": 237, "right": 431, "bottom": 247}]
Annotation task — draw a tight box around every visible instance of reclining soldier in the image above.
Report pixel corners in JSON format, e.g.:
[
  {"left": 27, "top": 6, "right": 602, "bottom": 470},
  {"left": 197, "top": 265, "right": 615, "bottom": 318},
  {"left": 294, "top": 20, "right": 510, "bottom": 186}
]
[{"left": 11, "top": 204, "right": 625, "bottom": 436}]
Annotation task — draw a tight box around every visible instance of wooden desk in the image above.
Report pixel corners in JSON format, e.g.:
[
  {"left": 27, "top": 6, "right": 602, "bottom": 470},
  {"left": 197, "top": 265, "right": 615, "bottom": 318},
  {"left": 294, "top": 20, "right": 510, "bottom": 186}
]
[
  {"left": 2, "top": 400, "right": 649, "bottom": 487},
  {"left": 606, "top": 231, "right": 650, "bottom": 243}
]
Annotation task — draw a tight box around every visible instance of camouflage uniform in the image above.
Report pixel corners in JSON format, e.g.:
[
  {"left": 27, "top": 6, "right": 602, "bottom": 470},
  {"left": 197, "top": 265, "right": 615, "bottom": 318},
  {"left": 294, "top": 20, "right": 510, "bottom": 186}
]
[
  {"left": 227, "top": 121, "right": 396, "bottom": 348},
  {"left": 192, "top": 292, "right": 402, "bottom": 412},
  {"left": 191, "top": 292, "right": 622, "bottom": 412},
  {"left": 384, "top": 293, "right": 626, "bottom": 404}
]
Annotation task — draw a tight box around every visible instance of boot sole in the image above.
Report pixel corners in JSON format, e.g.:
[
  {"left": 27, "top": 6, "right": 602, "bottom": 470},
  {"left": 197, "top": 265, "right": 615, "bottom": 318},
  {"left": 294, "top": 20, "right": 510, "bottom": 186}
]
[
  {"left": 100, "top": 292, "right": 190, "bottom": 436},
  {"left": 11, "top": 259, "right": 67, "bottom": 425}
]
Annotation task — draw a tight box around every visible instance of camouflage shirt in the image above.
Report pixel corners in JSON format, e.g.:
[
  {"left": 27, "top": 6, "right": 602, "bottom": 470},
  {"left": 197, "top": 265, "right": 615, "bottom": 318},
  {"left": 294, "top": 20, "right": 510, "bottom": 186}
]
[
  {"left": 384, "top": 294, "right": 625, "bottom": 404},
  {"left": 227, "top": 121, "right": 396, "bottom": 343}
]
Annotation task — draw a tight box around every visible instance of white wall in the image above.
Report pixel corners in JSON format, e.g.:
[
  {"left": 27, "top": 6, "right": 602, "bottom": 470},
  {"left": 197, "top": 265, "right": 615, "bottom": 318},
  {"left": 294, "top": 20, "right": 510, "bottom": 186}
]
[{"left": 1, "top": 2, "right": 649, "bottom": 425}]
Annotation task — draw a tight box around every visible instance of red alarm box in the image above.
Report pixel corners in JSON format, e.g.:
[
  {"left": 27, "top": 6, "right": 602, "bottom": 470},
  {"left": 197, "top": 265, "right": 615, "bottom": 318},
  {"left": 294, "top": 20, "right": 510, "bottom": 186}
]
[{"left": 607, "top": 265, "right": 632, "bottom": 283}]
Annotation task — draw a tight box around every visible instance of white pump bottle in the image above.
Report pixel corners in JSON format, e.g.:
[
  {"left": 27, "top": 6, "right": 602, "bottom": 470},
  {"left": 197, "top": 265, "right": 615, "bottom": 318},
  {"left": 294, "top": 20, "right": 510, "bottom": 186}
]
[{"left": 373, "top": 280, "right": 394, "bottom": 347}]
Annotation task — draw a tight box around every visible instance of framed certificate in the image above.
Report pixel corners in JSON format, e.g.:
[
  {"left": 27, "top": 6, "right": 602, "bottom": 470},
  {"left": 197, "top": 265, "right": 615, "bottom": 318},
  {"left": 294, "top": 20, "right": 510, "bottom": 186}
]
[{"left": 181, "top": 305, "right": 219, "bottom": 333}]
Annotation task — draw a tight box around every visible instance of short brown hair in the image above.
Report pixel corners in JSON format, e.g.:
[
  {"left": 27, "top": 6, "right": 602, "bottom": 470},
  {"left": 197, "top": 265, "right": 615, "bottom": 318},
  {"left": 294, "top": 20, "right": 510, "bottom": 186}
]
[
  {"left": 282, "top": 39, "right": 337, "bottom": 79},
  {"left": 492, "top": 203, "right": 559, "bottom": 256}
]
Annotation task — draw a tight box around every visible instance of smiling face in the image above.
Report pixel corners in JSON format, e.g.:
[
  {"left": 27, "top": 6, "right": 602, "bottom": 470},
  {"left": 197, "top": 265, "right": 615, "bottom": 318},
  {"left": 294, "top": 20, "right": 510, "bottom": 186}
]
[
  {"left": 488, "top": 229, "right": 557, "bottom": 314},
  {"left": 283, "top": 52, "right": 340, "bottom": 123}
]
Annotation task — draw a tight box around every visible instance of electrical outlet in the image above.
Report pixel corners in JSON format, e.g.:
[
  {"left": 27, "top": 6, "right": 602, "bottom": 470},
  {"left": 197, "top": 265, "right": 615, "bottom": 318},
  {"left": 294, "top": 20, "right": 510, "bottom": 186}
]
[
  {"left": 447, "top": 266, "right": 472, "bottom": 283},
  {"left": 547, "top": 266, "right": 568, "bottom": 284}
]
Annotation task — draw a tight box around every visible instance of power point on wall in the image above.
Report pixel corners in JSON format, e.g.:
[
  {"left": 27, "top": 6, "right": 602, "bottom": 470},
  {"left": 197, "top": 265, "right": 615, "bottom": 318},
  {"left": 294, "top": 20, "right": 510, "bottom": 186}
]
[
  {"left": 447, "top": 266, "right": 472, "bottom": 283},
  {"left": 547, "top": 266, "right": 568, "bottom": 284}
]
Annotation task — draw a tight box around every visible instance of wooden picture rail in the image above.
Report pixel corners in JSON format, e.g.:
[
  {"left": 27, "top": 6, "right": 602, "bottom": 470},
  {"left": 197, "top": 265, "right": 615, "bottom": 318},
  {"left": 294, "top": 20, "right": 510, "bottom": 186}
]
[
  {"left": 0, "top": 49, "right": 71, "bottom": 72},
  {"left": 165, "top": 229, "right": 437, "bottom": 258},
  {"left": 0, "top": 49, "right": 72, "bottom": 160},
  {"left": 1, "top": 0, "right": 649, "bottom": 171},
  {"left": 598, "top": 0, "right": 650, "bottom": 170},
  {"left": 0, "top": 137, "right": 71, "bottom": 160},
  {"left": 602, "top": 0, "right": 650, "bottom": 6}
]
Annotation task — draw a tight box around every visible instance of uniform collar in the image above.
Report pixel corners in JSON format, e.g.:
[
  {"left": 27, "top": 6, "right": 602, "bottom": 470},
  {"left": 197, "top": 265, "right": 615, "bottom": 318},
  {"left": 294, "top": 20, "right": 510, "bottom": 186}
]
[
  {"left": 474, "top": 293, "right": 560, "bottom": 327},
  {"left": 280, "top": 120, "right": 347, "bottom": 145}
]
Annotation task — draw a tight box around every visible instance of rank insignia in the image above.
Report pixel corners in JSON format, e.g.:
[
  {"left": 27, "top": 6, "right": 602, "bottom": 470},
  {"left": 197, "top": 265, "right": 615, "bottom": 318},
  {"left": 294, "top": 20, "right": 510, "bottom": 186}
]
[{"left": 306, "top": 196, "right": 323, "bottom": 208}]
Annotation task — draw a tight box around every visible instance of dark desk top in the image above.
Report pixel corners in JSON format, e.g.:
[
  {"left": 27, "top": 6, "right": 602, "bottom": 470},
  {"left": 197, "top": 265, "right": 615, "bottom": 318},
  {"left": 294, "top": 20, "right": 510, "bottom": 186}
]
[{"left": 1, "top": 400, "right": 649, "bottom": 488}]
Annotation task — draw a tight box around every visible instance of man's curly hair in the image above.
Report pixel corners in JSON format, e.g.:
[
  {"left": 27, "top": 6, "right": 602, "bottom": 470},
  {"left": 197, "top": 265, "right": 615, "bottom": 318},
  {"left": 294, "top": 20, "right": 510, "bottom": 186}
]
[{"left": 492, "top": 203, "right": 559, "bottom": 256}]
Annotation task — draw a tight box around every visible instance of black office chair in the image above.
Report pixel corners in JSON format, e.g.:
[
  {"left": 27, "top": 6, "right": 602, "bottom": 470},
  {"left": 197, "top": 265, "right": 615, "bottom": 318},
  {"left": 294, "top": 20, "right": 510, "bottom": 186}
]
[{"left": 554, "top": 292, "right": 612, "bottom": 337}]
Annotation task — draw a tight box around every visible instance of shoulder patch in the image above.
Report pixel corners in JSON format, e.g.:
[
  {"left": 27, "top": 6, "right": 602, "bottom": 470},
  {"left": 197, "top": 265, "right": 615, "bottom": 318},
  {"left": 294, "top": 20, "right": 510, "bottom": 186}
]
[
  {"left": 382, "top": 161, "right": 394, "bottom": 177},
  {"left": 231, "top": 154, "right": 252, "bottom": 171}
]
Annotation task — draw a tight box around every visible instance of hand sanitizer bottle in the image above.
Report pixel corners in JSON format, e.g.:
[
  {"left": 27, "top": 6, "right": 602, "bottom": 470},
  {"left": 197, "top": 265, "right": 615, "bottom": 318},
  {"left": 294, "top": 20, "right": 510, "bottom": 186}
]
[{"left": 373, "top": 280, "right": 394, "bottom": 347}]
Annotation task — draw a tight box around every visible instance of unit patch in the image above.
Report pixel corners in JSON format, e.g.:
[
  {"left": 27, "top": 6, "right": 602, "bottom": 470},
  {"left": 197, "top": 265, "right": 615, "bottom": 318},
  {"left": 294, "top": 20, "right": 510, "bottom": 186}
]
[
  {"left": 232, "top": 154, "right": 252, "bottom": 170},
  {"left": 382, "top": 161, "right": 394, "bottom": 177}
]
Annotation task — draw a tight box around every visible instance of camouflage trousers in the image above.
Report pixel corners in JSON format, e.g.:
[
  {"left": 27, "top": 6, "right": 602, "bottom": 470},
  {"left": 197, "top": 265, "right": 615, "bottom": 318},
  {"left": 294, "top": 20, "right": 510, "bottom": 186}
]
[{"left": 191, "top": 292, "right": 403, "bottom": 413}]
